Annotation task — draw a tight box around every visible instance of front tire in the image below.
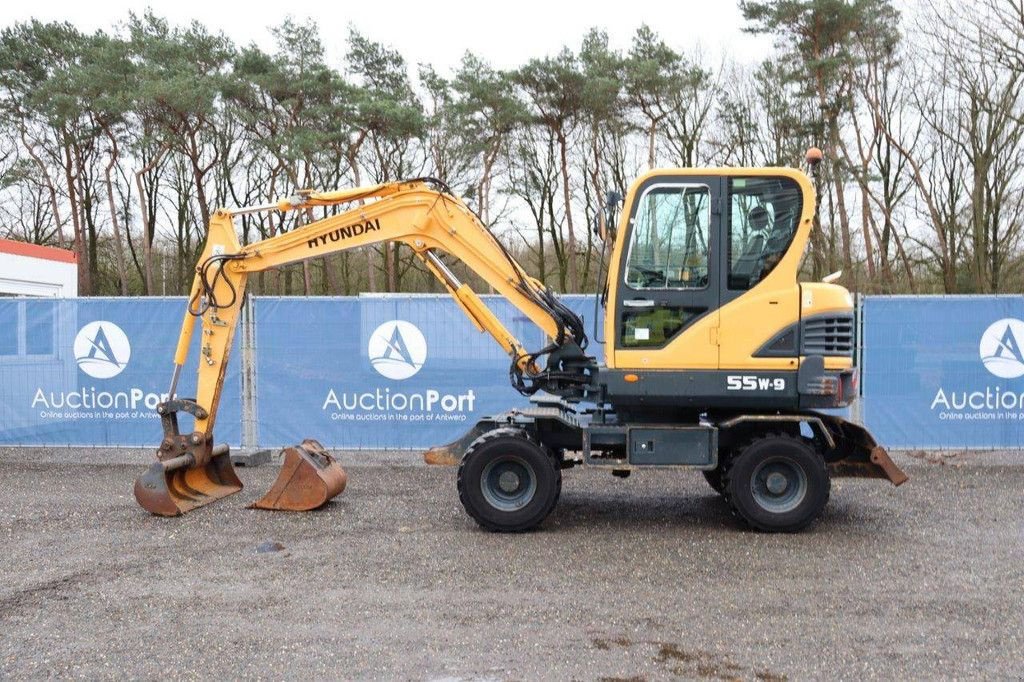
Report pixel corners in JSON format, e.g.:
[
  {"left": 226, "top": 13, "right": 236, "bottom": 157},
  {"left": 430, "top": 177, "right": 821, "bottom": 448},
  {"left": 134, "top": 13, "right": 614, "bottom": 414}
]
[
  {"left": 723, "top": 433, "right": 830, "bottom": 533},
  {"left": 457, "top": 428, "right": 561, "bottom": 532}
]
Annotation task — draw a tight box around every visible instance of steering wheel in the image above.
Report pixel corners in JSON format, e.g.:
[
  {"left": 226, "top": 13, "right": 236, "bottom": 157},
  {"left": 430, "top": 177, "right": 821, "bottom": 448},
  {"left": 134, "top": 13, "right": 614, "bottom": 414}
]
[{"left": 629, "top": 265, "right": 665, "bottom": 288}]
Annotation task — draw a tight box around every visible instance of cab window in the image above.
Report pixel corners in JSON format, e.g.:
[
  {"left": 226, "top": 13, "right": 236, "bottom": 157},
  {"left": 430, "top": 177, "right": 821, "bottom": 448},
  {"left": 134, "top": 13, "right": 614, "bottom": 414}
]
[
  {"left": 727, "top": 177, "right": 802, "bottom": 290},
  {"left": 625, "top": 184, "right": 710, "bottom": 290}
]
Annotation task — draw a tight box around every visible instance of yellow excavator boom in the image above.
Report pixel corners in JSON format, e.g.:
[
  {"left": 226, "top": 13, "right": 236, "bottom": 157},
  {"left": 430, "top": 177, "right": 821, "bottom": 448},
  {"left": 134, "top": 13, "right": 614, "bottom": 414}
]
[{"left": 135, "top": 178, "right": 589, "bottom": 516}]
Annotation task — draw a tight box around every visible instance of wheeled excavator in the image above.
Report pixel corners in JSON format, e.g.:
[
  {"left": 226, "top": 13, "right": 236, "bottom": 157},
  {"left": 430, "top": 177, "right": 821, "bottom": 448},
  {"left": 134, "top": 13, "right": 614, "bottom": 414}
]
[{"left": 134, "top": 150, "right": 906, "bottom": 532}]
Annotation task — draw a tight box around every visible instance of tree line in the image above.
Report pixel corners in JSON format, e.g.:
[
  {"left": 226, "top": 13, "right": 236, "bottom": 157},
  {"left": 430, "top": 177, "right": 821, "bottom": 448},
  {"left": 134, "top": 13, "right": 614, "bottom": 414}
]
[{"left": 0, "top": 0, "right": 1022, "bottom": 297}]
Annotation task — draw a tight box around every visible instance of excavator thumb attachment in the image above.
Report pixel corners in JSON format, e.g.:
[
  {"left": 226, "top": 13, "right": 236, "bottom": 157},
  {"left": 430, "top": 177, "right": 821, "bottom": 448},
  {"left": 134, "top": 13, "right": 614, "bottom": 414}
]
[
  {"left": 250, "top": 439, "right": 347, "bottom": 511},
  {"left": 134, "top": 443, "right": 243, "bottom": 517}
]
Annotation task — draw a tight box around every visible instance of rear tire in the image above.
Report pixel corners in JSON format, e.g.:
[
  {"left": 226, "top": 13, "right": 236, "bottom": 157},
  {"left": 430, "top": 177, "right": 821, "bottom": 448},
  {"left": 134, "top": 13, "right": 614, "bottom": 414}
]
[
  {"left": 457, "top": 428, "right": 561, "bottom": 532},
  {"left": 723, "top": 433, "right": 830, "bottom": 533},
  {"left": 702, "top": 468, "right": 726, "bottom": 495}
]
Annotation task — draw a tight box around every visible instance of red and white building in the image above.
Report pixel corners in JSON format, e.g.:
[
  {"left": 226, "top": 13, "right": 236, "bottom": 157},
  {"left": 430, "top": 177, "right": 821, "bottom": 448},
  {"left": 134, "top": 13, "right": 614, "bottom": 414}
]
[{"left": 0, "top": 238, "right": 78, "bottom": 297}]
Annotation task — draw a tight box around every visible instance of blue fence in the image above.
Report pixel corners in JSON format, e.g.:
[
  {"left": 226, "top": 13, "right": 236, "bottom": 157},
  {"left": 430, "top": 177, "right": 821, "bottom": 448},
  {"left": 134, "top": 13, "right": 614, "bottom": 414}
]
[
  {"left": 0, "top": 298, "right": 243, "bottom": 446},
  {"left": 862, "top": 296, "right": 1024, "bottom": 449},
  {"left": 253, "top": 295, "right": 600, "bottom": 448},
  {"left": 1, "top": 294, "right": 1022, "bottom": 450}
]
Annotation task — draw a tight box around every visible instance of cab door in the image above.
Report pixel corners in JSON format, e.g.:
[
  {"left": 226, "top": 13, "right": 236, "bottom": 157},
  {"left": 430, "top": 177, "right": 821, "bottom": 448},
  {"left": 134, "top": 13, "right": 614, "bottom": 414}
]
[
  {"left": 716, "top": 175, "right": 804, "bottom": 370},
  {"left": 612, "top": 176, "right": 723, "bottom": 370}
]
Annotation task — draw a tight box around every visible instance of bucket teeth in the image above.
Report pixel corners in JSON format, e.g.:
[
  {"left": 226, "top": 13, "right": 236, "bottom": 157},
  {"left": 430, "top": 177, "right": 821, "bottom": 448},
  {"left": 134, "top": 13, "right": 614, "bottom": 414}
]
[
  {"left": 134, "top": 449, "right": 243, "bottom": 517},
  {"left": 249, "top": 439, "right": 347, "bottom": 512}
]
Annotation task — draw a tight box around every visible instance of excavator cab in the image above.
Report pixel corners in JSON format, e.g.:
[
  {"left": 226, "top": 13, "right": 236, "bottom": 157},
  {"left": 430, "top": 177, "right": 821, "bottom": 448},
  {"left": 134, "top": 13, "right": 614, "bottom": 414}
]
[{"left": 607, "top": 170, "right": 809, "bottom": 377}]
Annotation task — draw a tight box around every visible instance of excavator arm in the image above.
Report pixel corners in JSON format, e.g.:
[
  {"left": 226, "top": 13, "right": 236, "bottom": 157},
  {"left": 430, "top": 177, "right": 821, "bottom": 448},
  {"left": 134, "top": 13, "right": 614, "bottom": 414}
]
[{"left": 134, "top": 178, "right": 594, "bottom": 516}]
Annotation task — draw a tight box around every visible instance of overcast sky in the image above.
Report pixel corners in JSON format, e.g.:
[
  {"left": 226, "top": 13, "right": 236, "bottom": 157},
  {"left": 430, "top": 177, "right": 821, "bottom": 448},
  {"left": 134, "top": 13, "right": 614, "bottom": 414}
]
[{"left": 0, "top": 0, "right": 776, "bottom": 72}]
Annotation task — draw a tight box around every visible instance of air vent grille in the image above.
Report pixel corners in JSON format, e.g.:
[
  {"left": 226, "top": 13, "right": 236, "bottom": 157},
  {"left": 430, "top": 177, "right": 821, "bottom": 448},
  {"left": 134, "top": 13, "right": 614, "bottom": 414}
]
[{"left": 801, "top": 314, "right": 854, "bottom": 356}]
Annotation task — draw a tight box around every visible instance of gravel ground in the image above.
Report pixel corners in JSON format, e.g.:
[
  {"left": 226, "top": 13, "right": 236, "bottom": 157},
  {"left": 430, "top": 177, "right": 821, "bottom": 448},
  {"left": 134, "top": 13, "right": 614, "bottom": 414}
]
[{"left": 0, "top": 448, "right": 1021, "bottom": 681}]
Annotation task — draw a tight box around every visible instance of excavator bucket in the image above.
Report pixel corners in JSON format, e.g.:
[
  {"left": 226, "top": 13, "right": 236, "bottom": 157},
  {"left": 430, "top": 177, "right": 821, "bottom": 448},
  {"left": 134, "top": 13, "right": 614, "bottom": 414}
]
[
  {"left": 249, "top": 439, "right": 347, "bottom": 511},
  {"left": 134, "top": 444, "right": 243, "bottom": 517}
]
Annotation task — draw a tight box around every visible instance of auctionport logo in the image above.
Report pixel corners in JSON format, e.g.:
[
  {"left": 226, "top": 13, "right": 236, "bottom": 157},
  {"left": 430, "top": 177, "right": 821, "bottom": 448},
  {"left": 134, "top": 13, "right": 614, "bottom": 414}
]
[
  {"left": 321, "top": 318, "right": 474, "bottom": 421},
  {"left": 931, "top": 317, "right": 1024, "bottom": 418},
  {"left": 979, "top": 318, "right": 1024, "bottom": 379},
  {"left": 73, "top": 321, "right": 131, "bottom": 379},
  {"left": 33, "top": 320, "right": 165, "bottom": 417},
  {"left": 368, "top": 320, "right": 426, "bottom": 380}
]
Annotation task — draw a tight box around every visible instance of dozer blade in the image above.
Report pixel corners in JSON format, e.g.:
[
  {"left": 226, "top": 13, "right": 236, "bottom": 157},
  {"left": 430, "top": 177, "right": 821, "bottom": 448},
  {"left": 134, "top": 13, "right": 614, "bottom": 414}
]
[
  {"left": 819, "top": 414, "right": 908, "bottom": 486},
  {"left": 249, "top": 439, "right": 347, "bottom": 511},
  {"left": 134, "top": 444, "right": 243, "bottom": 517},
  {"left": 423, "top": 421, "right": 492, "bottom": 465}
]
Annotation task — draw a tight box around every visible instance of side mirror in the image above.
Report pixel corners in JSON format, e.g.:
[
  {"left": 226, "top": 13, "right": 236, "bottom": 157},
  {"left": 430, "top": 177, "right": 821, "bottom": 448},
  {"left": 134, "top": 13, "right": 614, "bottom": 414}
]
[{"left": 601, "top": 190, "right": 622, "bottom": 243}]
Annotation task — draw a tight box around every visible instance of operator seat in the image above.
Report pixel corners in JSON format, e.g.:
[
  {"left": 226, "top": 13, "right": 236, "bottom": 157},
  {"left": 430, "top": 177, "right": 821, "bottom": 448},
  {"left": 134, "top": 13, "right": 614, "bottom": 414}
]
[{"left": 731, "top": 205, "right": 770, "bottom": 287}]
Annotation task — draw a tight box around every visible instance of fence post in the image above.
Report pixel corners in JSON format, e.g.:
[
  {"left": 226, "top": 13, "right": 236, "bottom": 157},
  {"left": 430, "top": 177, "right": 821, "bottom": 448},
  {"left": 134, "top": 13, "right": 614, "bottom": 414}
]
[
  {"left": 853, "top": 293, "right": 865, "bottom": 425},
  {"left": 237, "top": 297, "right": 262, "bottom": 457}
]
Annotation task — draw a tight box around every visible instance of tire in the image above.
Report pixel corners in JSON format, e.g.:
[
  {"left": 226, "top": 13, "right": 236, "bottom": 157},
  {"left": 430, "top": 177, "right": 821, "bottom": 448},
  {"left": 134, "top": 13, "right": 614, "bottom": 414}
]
[
  {"left": 723, "top": 433, "right": 830, "bottom": 533},
  {"left": 457, "top": 428, "right": 561, "bottom": 532},
  {"left": 702, "top": 468, "right": 726, "bottom": 495}
]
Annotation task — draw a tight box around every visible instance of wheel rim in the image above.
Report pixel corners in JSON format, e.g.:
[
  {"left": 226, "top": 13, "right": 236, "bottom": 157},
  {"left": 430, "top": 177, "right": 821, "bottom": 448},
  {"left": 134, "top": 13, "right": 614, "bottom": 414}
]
[
  {"left": 750, "top": 456, "right": 808, "bottom": 513},
  {"left": 481, "top": 455, "right": 537, "bottom": 512}
]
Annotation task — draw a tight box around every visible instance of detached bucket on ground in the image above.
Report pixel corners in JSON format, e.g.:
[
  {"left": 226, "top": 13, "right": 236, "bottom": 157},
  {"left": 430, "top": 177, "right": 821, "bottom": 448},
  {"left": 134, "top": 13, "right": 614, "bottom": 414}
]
[{"left": 250, "top": 439, "right": 347, "bottom": 511}]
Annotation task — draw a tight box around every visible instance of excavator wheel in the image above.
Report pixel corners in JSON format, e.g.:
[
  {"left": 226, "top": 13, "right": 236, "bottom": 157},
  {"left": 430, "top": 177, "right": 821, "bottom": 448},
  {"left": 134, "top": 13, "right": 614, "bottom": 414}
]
[
  {"left": 722, "top": 433, "right": 830, "bottom": 533},
  {"left": 457, "top": 428, "right": 561, "bottom": 533}
]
